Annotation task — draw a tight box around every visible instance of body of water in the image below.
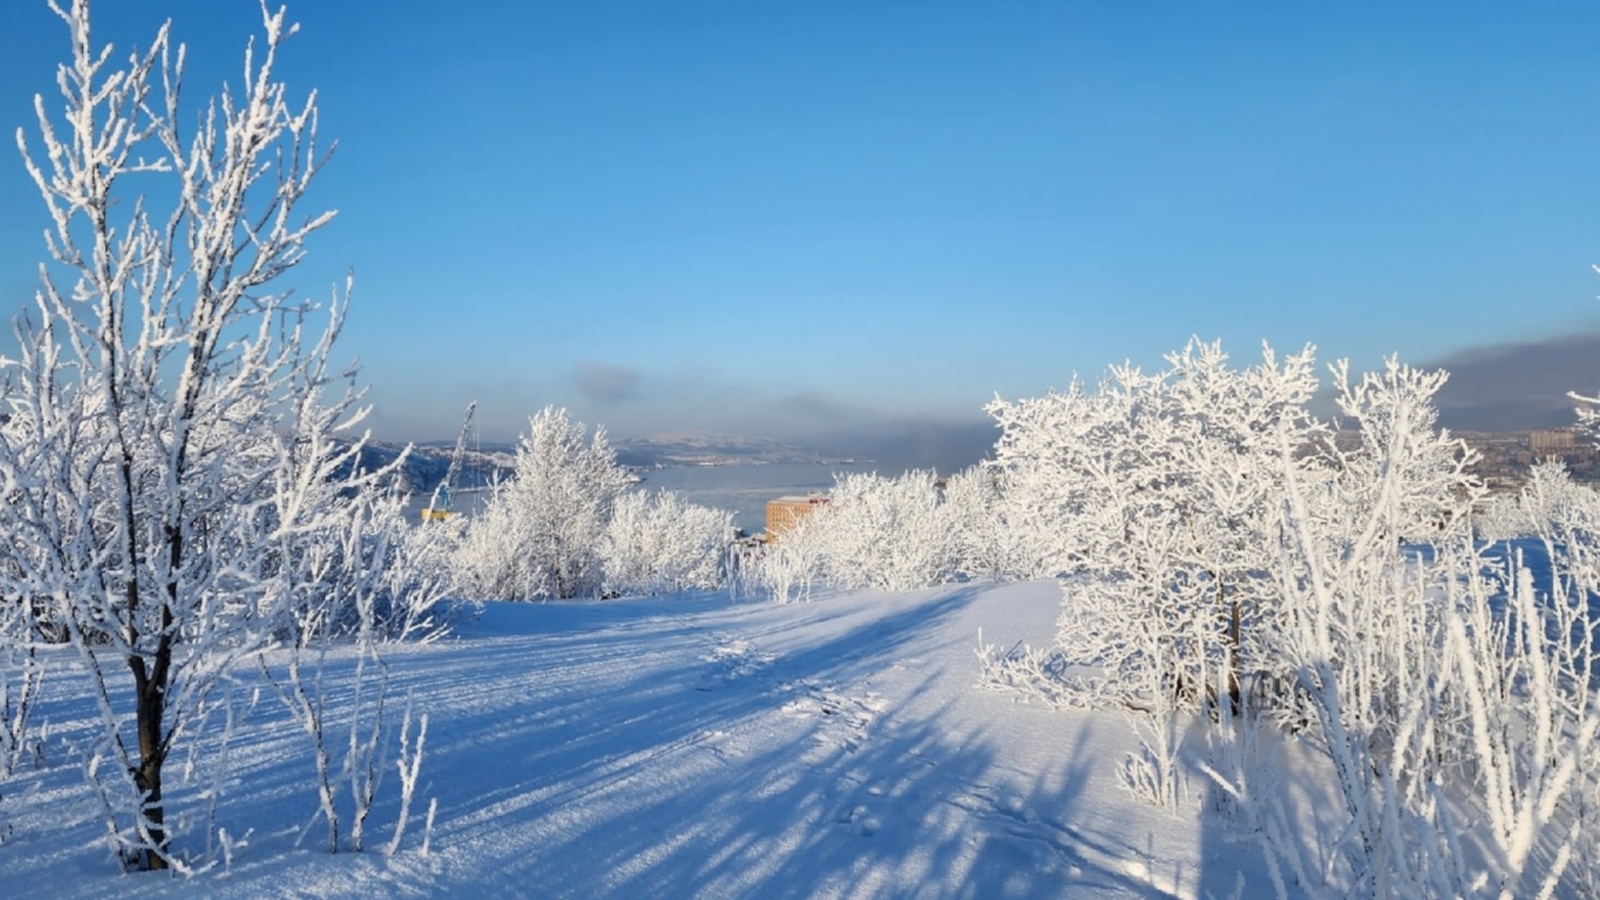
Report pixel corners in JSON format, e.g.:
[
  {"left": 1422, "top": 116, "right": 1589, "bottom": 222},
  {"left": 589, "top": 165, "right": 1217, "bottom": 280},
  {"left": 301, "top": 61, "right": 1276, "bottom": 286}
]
[{"left": 403, "top": 461, "right": 897, "bottom": 533}]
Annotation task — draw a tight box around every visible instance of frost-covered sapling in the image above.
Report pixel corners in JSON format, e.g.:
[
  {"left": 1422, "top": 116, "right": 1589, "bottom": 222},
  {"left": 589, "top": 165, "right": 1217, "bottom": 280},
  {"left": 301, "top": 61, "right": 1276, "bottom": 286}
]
[
  {"left": 456, "top": 407, "right": 630, "bottom": 600},
  {"left": 258, "top": 482, "right": 444, "bottom": 854},
  {"left": 1, "top": 0, "right": 395, "bottom": 869}
]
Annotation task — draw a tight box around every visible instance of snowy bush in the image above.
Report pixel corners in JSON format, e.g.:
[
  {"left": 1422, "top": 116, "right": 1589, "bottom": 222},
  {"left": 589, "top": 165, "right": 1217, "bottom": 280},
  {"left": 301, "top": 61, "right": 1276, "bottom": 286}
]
[
  {"left": 279, "top": 482, "right": 458, "bottom": 644},
  {"left": 983, "top": 338, "right": 1600, "bottom": 894},
  {"left": 1476, "top": 491, "right": 1533, "bottom": 544},
  {"left": 456, "top": 407, "right": 630, "bottom": 600},
  {"left": 986, "top": 339, "right": 1325, "bottom": 720},
  {"left": 758, "top": 515, "right": 827, "bottom": 604},
  {"left": 940, "top": 465, "right": 1033, "bottom": 581},
  {"left": 815, "top": 469, "right": 963, "bottom": 592},
  {"left": 1228, "top": 474, "right": 1593, "bottom": 897},
  {"left": 754, "top": 467, "right": 993, "bottom": 601},
  {"left": 1477, "top": 459, "right": 1600, "bottom": 544},
  {"left": 1221, "top": 361, "right": 1493, "bottom": 896},
  {"left": 601, "top": 490, "right": 734, "bottom": 597},
  {"left": 456, "top": 407, "right": 738, "bottom": 600}
]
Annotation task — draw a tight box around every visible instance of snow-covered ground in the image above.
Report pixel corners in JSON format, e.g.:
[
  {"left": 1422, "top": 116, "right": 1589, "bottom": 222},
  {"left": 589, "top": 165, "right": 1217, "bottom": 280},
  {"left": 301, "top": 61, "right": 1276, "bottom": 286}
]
[{"left": 0, "top": 582, "right": 1272, "bottom": 898}]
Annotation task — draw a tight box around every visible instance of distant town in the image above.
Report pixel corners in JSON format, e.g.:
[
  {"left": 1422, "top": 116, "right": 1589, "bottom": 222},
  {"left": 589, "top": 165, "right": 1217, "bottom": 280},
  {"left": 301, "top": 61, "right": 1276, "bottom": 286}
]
[{"left": 1453, "top": 428, "right": 1600, "bottom": 492}]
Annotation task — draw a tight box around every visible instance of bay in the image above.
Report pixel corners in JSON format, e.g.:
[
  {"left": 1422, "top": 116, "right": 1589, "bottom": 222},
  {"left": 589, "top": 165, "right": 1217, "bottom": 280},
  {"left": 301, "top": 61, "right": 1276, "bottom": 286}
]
[{"left": 404, "top": 461, "right": 885, "bottom": 534}]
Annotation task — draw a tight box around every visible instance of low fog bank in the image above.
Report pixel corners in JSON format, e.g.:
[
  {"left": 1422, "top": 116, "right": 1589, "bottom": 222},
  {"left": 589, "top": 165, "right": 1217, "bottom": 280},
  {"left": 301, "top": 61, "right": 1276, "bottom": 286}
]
[{"left": 1422, "top": 331, "right": 1600, "bottom": 431}]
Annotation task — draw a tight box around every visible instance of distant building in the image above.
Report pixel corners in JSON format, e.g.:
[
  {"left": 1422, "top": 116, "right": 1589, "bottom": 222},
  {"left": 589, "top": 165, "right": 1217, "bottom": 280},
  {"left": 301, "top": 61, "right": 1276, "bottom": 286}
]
[
  {"left": 1530, "top": 429, "right": 1577, "bottom": 455},
  {"left": 765, "top": 494, "right": 830, "bottom": 542}
]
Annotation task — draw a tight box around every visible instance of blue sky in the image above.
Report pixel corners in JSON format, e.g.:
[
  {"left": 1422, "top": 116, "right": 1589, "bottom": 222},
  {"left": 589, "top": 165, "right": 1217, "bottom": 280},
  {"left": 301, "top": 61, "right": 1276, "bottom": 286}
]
[{"left": 4, "top": 2, "right": 1600, "bottom": 448}]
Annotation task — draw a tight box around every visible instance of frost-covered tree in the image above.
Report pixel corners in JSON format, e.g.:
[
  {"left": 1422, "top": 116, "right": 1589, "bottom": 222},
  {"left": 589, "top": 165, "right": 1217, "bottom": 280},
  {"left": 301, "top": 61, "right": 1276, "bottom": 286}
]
[
  {"left": 753, "top": 468, "right": 973, "bottom": 600},
  {"left": 601, "top": 489, "right": 733, "bottom": 597},
  {"left": 939, "top": 465, "right": 1013, "bottom": 581},
  {"left": 0, "top": 1, "right": 390, "bottom": 869},
  {"left": 816, "top": 469, "right": 963, "bottom": 592},
  {"left": 986, "top": 340, "right": 1323, "bottom": 717},
  {"left": 457, "top": 406, "right": 629, "bottom": 600}
]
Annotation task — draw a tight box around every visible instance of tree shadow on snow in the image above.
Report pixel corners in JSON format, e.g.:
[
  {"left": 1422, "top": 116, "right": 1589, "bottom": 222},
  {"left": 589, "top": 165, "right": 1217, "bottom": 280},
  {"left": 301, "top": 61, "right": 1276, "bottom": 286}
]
[
  {"left": 392, "top": 587, "right": 1187, "bottom": 898},
  {"left": 0, "top": 587, "right": 1219, "bottom": 898}
]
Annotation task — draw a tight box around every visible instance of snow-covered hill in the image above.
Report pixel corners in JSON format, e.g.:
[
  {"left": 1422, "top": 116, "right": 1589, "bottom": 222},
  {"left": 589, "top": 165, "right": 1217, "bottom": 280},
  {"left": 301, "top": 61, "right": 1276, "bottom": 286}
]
[
  {"left": 353, "top": 440, "right": 514, "bottom": 495},
  {"left": 0, "top": 582, "right": 1271, "bottom": 898}
]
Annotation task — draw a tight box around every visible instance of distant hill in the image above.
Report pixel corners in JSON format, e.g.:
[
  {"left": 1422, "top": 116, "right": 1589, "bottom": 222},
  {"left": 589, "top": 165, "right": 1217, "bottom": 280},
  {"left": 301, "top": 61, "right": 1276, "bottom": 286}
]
[
  {"left": 353, "top": 419, "right": 998, "bottom": 492},
  {"left": 346, "top": 432, "right": 840, "bottom": 495},
  {"left": 352, "top": 440, "right": 515, "bottom": 495}
]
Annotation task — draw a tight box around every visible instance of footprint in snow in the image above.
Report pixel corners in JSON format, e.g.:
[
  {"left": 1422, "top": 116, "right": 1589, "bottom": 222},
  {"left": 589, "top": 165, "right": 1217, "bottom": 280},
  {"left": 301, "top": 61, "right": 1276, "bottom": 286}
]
[
  {"left": 833, "top": 803, "right": 881, "bottom": 837},
  {"left": 698, "top": 633, "right": 774, "bottom": 686},
  {"left": 696, "top": 728, "right": 743, "bottom": 761},
  {"left": 781, "top": 680, "right": 884, "bottom": 754}
]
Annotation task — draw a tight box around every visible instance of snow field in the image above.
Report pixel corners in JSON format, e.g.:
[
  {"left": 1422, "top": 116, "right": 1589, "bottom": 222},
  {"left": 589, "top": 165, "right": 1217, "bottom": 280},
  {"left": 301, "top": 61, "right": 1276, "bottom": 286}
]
[{"left": 0, "top": 581, "right": 1265, "bottom": 898}]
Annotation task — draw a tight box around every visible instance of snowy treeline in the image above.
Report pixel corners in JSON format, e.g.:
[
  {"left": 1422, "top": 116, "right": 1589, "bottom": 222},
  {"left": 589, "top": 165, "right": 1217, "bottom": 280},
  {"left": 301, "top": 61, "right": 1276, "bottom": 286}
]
[
  {"left": 453, "top": 406, "right": 734, "bottom": 600},
  {"left": 448, "top": 413, "right": 1003, "bottom": 605},
  {"left": 977, "top": 339, "right": 1600, "bottom": 898},
  {"left": 0, "top": 1, "right": 451, "bottom": 870}
]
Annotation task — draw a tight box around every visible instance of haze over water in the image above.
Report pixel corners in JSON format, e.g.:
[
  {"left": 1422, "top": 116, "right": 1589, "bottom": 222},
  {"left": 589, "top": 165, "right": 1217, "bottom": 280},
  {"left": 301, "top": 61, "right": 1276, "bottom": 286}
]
[{"left": 403, "top": 461, "right": 904, "bottom": 533}]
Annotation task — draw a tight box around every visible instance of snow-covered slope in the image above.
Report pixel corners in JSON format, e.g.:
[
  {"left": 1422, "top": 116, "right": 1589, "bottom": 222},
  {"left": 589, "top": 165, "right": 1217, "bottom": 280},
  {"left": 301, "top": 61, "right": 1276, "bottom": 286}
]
[{"left": 0, "top": 582, "right": 1267, "bottom": 898}]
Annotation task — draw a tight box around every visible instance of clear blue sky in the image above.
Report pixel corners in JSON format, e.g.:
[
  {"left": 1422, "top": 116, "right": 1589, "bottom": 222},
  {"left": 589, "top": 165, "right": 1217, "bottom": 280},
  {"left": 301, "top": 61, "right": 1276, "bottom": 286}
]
[{"left": 4, "top": 1, "right": 1600, "bottom": 446}]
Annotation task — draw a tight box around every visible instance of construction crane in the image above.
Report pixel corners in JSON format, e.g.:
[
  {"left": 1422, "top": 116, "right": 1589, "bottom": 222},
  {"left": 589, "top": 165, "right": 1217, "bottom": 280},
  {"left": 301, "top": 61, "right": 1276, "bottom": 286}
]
[{"left": 421, "top": 400, "right": 477, "bottom": 523}]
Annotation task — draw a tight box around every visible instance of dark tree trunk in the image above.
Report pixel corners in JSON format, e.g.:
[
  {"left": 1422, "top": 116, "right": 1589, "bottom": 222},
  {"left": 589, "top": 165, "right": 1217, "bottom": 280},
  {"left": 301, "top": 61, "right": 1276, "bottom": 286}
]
[
  {"left": 129, "top": 644, "right": 170, "bottom": 870},
  {"left": 1227, "top": 594, "right": 1242, "bottom": 715}
]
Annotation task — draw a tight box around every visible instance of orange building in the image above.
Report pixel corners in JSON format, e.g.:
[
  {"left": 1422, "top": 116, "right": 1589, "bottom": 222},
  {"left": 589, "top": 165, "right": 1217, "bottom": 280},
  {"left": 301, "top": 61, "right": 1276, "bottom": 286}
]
[{"left": 765, "top": 494, "right": 830, "bottom": 542}]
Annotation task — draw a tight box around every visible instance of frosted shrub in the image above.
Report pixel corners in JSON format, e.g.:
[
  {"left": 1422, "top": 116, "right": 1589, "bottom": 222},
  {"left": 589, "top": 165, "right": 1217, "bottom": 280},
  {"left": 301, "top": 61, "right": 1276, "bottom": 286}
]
[
  {"left": 760, "top": 516, "right": 826, "bottom": 604},
  {"left": 1202, "top": 361, "right": 1600, "bottom": 897},
  {"left": 986, "top": 340, "right": 1324, "bottom": 721},
  {"left": 377, "top": 506, "right": 464, "bottom": 641},
  {"left": 300, "top": 484, "right": 458, "bottom": 643},
  {"left": 1477, "top": 459, "right": 1600, "bottom": 545},
  {"left": 973, "top": 333, "right": 1600, "bottom": 890},
  {"left": 941, "top": 465, "right": 1031, "bottom": 581},
  {"left": 258, "top": 480, "right": 451, "bottom": 856},
  {"left": 1476, "top": 491, "right": 1533, "bottom": 544},
  {"left": 455, "top": 407, "right": 740, "bottom": 601},
  {"left": 756, "top": 468, "right": 979, "bottom": 601},
  {"left": 817, "top": 470, "right": 962, "bottom": 592},
  {"left": 601, "top": 490, "right": 733, "bottom": 597},
  {"left": 456, "top": 407, "right": 629, "bottom": 600}
]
